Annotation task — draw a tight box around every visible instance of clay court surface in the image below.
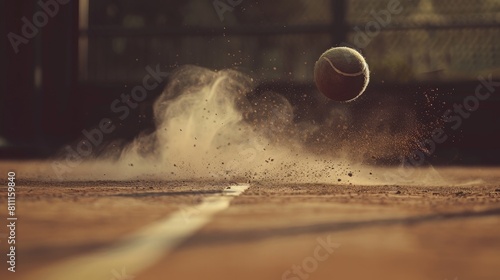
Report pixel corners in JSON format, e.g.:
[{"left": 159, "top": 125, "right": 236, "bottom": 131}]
[{"left": 0, "top": 161, "right": 499, "bottom": 280}]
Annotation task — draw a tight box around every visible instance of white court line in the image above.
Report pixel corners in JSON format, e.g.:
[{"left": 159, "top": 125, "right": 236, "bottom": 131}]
[{"left": 32, "top": 184, "right": 249, "bottom": 280}]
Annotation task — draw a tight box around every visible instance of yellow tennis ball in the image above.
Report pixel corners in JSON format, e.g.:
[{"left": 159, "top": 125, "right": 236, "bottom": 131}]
[{"left": 314, "top": 47, "right": 370, "bottom": 102}]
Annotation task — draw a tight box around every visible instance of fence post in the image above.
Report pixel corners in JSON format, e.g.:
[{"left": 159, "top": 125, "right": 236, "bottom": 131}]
[{"left": 331, "top": 0, "right": 348, "bottom": 46}]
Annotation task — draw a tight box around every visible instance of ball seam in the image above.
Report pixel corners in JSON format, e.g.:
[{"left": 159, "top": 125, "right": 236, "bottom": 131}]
[{"left": 322, "top": 57, "right": 366, "bottom": 77}]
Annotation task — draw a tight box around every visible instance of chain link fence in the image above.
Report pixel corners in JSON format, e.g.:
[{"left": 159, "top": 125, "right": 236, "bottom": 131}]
[
  {"left": 80, "top": 0, "right": 500, "bottom": 84},
  {"left": 349, "top": 0, "right": 500, "bottom": 82}
]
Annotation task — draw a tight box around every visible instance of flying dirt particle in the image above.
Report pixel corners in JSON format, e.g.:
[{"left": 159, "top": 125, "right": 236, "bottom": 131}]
[
  {"left": 129, "top": 163, "right": 134, "bottom": 167},
  {"left": 395, "top": 190, "right": 402, "bottom": 195},
  {"left": 338, "top": 179, "right": 341, "bottom": 182},
  {"left": 348, "top": 172, "right": 353, "bottom": 177},
  {"left": 369, "top": 172, "right": 373, "bottom": 175}
]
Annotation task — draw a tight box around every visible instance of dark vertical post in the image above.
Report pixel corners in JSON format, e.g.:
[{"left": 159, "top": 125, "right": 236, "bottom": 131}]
[
  {"left": 2, "top": 2, "right": 37, "bottom": 148},
  {"left": 1, "top": 1, "right": 78, "bottom": 155},
  {"left": 331, "top": 0, "right": 348, "bottom": 46},
  {"left": 0, "top": 0, "right": 5, "bottom": 141},
  {"left": 40, "top": 0, "right": 79, "bottom": 147}
]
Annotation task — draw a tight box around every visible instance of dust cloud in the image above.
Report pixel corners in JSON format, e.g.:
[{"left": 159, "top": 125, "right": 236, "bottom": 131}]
[
  {"left": 94, "top": 65, "right": 436, "bottom": 185},
  {"left": 45, "top": 65, "right": 448, "bottom": 185}
]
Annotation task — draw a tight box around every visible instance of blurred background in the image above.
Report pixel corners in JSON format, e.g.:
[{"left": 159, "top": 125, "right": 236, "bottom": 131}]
[{"left": 1, "top": 0, "right": 499, "bottom": 164}]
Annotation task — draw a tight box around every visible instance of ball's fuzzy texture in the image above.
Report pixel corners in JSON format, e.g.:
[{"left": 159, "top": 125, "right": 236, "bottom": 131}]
[{"left": 314, "top": 47, "right": 370, "bottom": 102}]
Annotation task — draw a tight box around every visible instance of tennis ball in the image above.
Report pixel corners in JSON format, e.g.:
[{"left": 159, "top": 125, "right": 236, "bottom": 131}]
[{"left": 314, "top": 47, "right": 370, "bottom": 102}]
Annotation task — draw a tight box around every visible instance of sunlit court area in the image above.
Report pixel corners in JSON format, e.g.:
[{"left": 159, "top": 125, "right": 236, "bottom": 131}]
[{"left": 1, "top": 1, "right": 500, "bottom": 279}]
